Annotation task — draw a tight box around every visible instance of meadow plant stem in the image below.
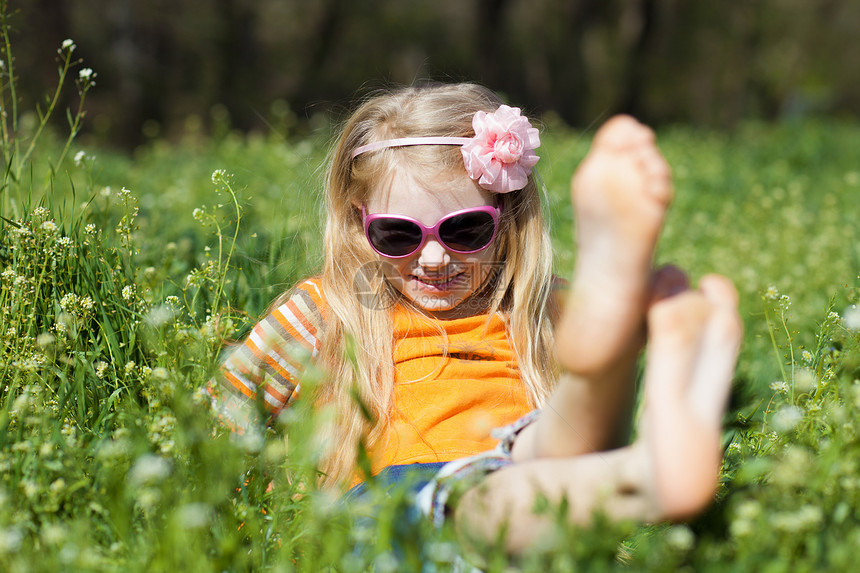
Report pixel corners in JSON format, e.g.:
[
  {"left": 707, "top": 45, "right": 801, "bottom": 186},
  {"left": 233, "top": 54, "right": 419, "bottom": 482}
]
[
  {"left": 211, "top": 176, "right": 242, "bottom": 316},
  {"left": 781, "top": 307, "right": 796, "bottom": 400},
  {"left": 18, "top": 48, "right": 73, "bottom": 177},
  {"left": 764, "top": 304, "right": 790, "bottom": 397},
  {"left": 0, "top": 1, "right": 17, "bottom": 219},
  {"left": 55, "top": 89, "right": 87, "bottom": 171},
  {"left": 0, "top": 1, "right": 19, "bottom": 154}
]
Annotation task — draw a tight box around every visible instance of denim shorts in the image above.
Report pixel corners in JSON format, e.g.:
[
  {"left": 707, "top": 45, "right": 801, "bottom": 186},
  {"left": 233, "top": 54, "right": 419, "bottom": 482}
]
[{"left": 415, "top": 410, "right": 540, "bottom": 528}]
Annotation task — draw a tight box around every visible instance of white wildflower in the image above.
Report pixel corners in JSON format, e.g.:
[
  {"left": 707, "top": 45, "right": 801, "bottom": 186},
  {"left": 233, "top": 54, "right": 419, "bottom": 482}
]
[
  {"left": 844, "top": 305, "right": 860, "bottom": 331},
  {"left": 211, "top": 169, "right": 227, "bottom": 184},
  {"left": 50, "top": 478, "right": 67, "bottom": 494},
  {"left": 32, "top": 206, "right": 50, "bottom": 218},
  {"left": 60, "top": 293, "right": 79, "bottom": 312},
  {"left": 0, "top": 526, "right": 23, "bottom": 555},
  {"left": 61, "top": 421, "right": 77, "bottom": 440},
  {"left": 97, "top": 438, "right": 130, "bottom": 461},
  {"left": 128, "top": 454, "right": 171, "bottom": 487},
  {"left": 771, "top": 505, "right": 823, "bottom": 533},
  {"left": 235, "top": 427, "right": 264, "bottom": 453},
  {"left": 85, "top": 223, "right": 97, "bottom": 235},
  {"left": 665, "top": 525, "right": 695, "bottom": 551},
  {"left": 11, "top": 390, "right": 32, "bottom": 413},
  {"left": 21, "top": 480, "right": 38, "bottom": 499},
  {"left": 37, "top": 333, "right": 55, "bottom": 347},
  {"left": 424, "top": 542, "right": 458, "bottom": 563},
  {"left": 730, "top": 500, "right": 761, "bottom": 538},
  {"left": 769, "top": 380, "right": 789, "bottom": 394},
  {"left": 74, "top": 150, "right": 86, "bottom": 167},
  {"left": 41, "top": 524, "right": 67, "bottom": 546},
  {"left": 61, "top": 39, "right": 76, "bottom": 52},
  {"left": 764, "top": 285, "right": 780, "bottom": 300},
  {"left": 176, "top": 503, "right": 214, "bottom": 529},
  {"left": 122, "top": 285, "right": 136, "bottom": 302},
  {"left": 801, "top": 350, "right": 813, "bottom": 364},
  {"left": 772, "top": 405, "right": 804, "bottom": 432},
  {"left": 11, "top": 223, "right": 31, "bottom": 237},
  {"left": 124, "top": 361, "right": 136, "bottom": 376},
  {"left": 58, "top": 541, "right": 79, "bottom": 564},
  {"left": 40, "top": 220, "right": 59, "bottom": 233},
  {"left": 729, "top": 519, "right": 755, "bottom": 537},
  {"left": 100, "top": 186, "right": 112, "bottom": 198},
  {"left": 192, "top": 207, "right": 205, "bottom": 222},
  {"left": 795, "top": 369, "right": 817, "bottom": 393},
  {"left": 737, "top": 500, "right": 761, "bottom": 520},
  {"left": 78, "top": 67, "right": 94, "bottom": 81},
  {"left": 371, "top": 551, "right": 399, "bottom": 573},
  {"left": 146, "top": 305, "right": 173, "bottom": 327}
]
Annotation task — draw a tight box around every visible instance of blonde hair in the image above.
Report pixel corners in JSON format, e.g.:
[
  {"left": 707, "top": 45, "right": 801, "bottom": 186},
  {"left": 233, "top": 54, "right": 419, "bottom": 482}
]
[{"left": 310, "top": 83, "right": 558, "bottom": 487}]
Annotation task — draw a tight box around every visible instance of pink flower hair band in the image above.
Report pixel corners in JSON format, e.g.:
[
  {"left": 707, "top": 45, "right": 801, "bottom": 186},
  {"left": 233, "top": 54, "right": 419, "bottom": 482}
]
[{"left": 351, "top": 105, "right": 540, "bottom": 193}]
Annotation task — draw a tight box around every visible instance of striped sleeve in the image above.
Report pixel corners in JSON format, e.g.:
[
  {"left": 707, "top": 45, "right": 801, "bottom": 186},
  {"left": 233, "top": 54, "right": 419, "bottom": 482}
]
[{"left": 208, "top": 278, "right": 327, "bottom": 432}]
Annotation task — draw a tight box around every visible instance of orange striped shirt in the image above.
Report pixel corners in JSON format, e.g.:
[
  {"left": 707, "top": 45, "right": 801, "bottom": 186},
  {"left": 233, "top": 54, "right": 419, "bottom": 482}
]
[{"left": 209, "top": 278, "right": 533, "bottom": 480}]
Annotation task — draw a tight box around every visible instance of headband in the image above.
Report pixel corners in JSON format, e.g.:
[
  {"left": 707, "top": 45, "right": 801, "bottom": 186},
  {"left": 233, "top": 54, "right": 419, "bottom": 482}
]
[
  {"left": 351, "top": 105, "right": 540, "bottom": 194},
  {"left": 351, "top": 137, "right": 472, "bottom": 157}
]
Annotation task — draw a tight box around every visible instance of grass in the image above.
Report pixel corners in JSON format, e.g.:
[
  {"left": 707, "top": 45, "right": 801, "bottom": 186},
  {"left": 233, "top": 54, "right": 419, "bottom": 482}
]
[
  {"left": 3, "top": 26, "right": 860, "bottom": 568},
  {"left": 1, "top": 116, "right": 859, "bottom": 571}
]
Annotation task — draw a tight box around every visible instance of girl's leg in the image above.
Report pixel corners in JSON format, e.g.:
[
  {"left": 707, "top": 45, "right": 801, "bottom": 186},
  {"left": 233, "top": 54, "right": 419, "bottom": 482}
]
[
  {"left": 515, "top": 116, "right": 675, "bottom": 459},
  {"left": 454, "top": 276, "right": 742, "bottom": 553}
]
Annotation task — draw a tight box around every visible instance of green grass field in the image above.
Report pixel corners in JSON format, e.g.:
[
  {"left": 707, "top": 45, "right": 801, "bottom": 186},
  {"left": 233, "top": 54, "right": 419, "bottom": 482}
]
[{"left": 2, "top": 113, "right": 860, "bottom": 572}]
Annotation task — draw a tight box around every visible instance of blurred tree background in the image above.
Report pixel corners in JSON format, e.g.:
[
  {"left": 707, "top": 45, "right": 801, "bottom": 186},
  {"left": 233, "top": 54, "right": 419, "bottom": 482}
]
[{"left": 8, "top": 0, "right": 860, "bottom": 148}]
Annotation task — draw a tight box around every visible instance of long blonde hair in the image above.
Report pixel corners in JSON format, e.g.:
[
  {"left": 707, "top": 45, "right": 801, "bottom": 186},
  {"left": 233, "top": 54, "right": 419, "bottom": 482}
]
[{"left": 311, "top": 83, "right": 558, "bottom": 487}]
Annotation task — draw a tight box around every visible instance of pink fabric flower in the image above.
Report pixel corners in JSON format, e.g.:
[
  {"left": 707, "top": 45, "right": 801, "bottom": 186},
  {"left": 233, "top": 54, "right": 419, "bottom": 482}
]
[{"left": 461, "top": 105, "right": 540, "bottom": 193}]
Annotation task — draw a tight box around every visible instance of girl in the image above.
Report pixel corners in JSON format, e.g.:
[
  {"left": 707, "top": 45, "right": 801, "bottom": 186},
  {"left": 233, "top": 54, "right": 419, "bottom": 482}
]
[
  {"left": 211, "top": 83, "right": 559, "bottom": 488},
  {"left": 209, "top": 82, "right": 742, "bottom": 549}
]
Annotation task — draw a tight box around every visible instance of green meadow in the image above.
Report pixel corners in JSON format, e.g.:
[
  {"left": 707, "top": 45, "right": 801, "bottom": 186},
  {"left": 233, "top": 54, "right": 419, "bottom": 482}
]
[{"left": 3, "top": 29, "right": 860, "bottom": 573}]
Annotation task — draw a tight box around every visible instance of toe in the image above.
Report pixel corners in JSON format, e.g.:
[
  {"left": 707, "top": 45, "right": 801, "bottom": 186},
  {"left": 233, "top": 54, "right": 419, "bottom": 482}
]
[
  {"left": 699, "top": 274, "right": 740, "bottom": 309},
  {"left": 649, "top": 265, "right": 689, "bottom": 304},
  {"left": 593, "top": 115, "right": 652, "bottom": 150}
]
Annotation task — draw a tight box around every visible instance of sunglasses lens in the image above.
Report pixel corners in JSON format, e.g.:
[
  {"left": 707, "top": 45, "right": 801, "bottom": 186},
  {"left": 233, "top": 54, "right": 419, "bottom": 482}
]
[
  {"left": 366, "top": 218, "right": 423, "bottom": 257},
  {"left": 439, "top": 211, "right": 496, "bottom": 252}
]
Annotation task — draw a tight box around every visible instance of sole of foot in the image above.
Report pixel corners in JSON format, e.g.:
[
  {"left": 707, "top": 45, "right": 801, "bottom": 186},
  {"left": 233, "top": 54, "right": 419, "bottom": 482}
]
[
  {"left": 555, "top": 115, "right": 674, "bottom": 376},
  {"left": 641, "top": 274, "right": 742, "bottom": 519}
]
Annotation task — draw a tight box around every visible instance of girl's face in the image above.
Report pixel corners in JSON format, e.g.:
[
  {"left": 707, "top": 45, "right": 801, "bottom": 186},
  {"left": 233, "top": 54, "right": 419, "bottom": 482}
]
[{"left": 364, "top": 166, "right": 499, "bottom": 319}]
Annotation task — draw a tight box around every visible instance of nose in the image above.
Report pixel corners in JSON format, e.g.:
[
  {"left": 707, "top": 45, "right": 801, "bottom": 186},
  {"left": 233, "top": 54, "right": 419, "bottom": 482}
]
[{"left": 417, "top": 238, "right": 451, "bottom": 268}]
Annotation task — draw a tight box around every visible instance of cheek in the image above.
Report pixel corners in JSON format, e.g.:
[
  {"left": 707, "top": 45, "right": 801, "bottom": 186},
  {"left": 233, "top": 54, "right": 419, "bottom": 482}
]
[
  {"left": 378, "top": 257, "right": 415, "bottom": 285},
  {"left": 470, "top": 247, "right": 499, "bottom": 275},
  {"left": 453, "top": 251, "right": 498, "bottom": 291}
]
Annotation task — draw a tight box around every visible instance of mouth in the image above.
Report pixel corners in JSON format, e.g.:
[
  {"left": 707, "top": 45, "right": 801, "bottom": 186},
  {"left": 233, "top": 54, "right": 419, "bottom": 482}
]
[{"left": 410, "top": 272, "right": 467, "bottom": 291}]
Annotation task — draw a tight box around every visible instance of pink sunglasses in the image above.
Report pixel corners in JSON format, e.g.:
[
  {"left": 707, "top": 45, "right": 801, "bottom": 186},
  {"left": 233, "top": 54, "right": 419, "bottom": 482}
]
[{"left": 361, "top": 205, "right": 501, "bottom": 258}]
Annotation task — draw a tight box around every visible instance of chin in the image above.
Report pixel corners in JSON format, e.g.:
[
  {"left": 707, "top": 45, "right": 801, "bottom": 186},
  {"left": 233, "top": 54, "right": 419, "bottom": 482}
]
[{"left": 405, "top": 290, "right": 468, "bottom": 314}]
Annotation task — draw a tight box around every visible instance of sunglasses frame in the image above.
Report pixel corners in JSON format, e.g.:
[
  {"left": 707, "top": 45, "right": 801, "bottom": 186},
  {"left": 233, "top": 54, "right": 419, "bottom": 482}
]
[{"left": 361, "top": 204, "right": 502, "bottom": 259}]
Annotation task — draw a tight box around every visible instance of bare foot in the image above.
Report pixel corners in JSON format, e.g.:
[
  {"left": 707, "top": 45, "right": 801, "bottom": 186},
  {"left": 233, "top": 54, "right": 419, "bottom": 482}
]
[
  {"left": 640, "top": 275, "right": 742, "bottom": 519},
  {"left": 450, "top": 277, "right": 740, "bottom": 553},
  {"left": 556, "top": 115, "right": 673, "bottom": 375}
]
